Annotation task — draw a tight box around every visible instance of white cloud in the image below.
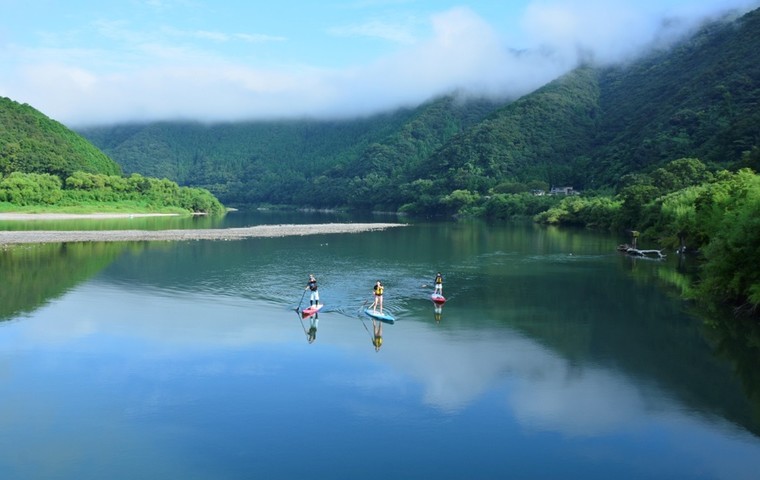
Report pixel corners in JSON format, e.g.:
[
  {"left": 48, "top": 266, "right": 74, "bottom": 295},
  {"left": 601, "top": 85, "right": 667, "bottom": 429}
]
[{"left": 1, "top": 2, "right": 757, "bottom": 125}]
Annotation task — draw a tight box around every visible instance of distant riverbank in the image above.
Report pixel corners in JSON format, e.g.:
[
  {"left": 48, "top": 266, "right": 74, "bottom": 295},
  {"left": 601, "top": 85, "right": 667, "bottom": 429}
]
[
  {"left": 0, "top": 222, "right": 406, "bottom": 245},
  {"left": 0, "top": 212, "right": 182, "bottom": 221}
]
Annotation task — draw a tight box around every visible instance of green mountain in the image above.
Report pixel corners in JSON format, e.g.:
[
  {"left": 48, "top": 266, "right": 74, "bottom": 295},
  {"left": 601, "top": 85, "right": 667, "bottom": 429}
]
[
  {"left": 409, "top": 7, "right": 760, "bottom": 197},
  {"left": 80, "top": 95, "right": 501, "bottom": 207},
  {"left": 80, "top": 7, "right": 760, "bottom": 212},
  {"left": 0, "top": 97, "right": 122, "bottom": 177},
  {"left": 418, "top": 66, "right": 601, "bottom": 195},
  {"left": 591, "top": 7, "right": 760, "bottom": 183}
]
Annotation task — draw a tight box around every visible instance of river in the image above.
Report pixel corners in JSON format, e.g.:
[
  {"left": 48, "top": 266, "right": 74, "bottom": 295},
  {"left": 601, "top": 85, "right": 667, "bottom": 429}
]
[{"left": 1, "top": 210, "right": 759, "bottom": 479}]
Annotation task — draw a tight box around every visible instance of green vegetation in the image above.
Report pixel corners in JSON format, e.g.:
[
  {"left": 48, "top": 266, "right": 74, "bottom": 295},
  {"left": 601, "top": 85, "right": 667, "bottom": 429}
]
[
  {"left": 80, "top": 95, "right": 501, "bottom": 209},
  {"left": 10, "top": 9, "right": 760, "bottom": 314},
  {"left": 0, "top": 171, "right": 225, "bottom": 215},
  {"left": 1, "top": 97, "right": 121, "bottom": 177},
  {"left": 0, "top": 96, "right": 225, "bottom": 215},
  {"left": 80, "top": 9, "right": 760, "bottom": 216},
  {"left": 534, "top": 158, "right": 760, "bottom": 314}
]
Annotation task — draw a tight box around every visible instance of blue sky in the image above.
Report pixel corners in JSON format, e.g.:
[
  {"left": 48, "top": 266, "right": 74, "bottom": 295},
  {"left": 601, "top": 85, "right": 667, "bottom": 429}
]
[{"left": 1, "top": 0, "right": 758, "bottom": 126}]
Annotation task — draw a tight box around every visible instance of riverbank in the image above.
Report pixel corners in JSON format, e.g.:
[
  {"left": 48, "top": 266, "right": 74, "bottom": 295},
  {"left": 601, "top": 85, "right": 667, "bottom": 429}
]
[
  {"left": 0, "top": 222, "right": 405, "bottom": 245},
  {"left": 0, "top": 213, "right": 182, "bottom": 220}
]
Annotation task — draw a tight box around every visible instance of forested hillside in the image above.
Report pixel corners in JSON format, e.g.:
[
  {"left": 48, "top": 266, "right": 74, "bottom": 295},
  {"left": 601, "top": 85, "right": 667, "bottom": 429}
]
[
  {"left": 80, "top": 96, "right": 502, "bottom": 207},
  {"left": 1, "top": 97, "right": 122, "bottom": 177},
  {"left": 0, "top": 97, "right": 224, "bottom": 214},
  {"left": 80, "top": 7, "right": 760, "bottom": 214},
  {"left": 403, "top": 66, "right": 601, "bottom": 203},
  {"left": 591, "top": 6, "right": 760, "bottom": 183},
  {"left": 389, "top": 6, "right": 760, "bottom": 210}
]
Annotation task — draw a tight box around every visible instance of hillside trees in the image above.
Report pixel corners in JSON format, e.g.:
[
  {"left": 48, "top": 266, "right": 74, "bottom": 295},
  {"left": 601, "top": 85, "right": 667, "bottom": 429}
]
[
  {"left": 691, "top": 169, "right": 760, "bottom": 309},
  {"left": 0, "top": 97, "right": 121, "bottom": 177},
  {"left": 74, "top": 9, "right": 760, "bottom": 215},
  {"left": 534, "top": 158, "right": 760, "bottom": 313},
  {"left": 591, "top": 7, "right": 760, "bottom": 185},
  {"left": 0, "top": 171, "right": 225, "bottom": 215},
  {"left": 0, "top": 172, "right": 63, "bottom": 205},
  {"left": 1, "top": 96, "right": 226, "bottom": 214}
]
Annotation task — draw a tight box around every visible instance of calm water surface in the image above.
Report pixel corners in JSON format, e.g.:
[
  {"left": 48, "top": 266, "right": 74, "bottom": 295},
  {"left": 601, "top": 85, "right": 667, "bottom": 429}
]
[{"left": 1, "top": 211, "right": 759, "bottom": 479}]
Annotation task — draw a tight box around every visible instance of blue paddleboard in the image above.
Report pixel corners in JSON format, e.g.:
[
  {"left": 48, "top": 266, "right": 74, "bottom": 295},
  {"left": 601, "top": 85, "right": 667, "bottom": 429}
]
[{"left": 364, "top": 308, "right": 396, "bottom": 324}]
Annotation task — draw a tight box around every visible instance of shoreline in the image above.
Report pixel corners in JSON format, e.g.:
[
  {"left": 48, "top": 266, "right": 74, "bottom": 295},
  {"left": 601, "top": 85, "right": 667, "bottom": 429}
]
[
  {"left": 0, "top": 222, "right": 406, "bottom": 245},
  {"left": 0, "top": 212, "right": 182, "bottom": 220}
]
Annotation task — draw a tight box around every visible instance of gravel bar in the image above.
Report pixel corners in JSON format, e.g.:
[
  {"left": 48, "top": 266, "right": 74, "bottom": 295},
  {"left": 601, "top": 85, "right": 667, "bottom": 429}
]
[{"left": 0, "top": 223, "right": 406, "bottom": 245}]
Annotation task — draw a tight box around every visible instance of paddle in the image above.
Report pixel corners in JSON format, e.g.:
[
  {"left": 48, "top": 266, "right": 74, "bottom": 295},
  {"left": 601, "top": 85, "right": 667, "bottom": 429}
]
[
  {"left": 359, "top": 296, "right": 372, "bottom": 314},
  {"left": 359, "top": 313, "right": 374, "bottom": 339},
  {"left": 294, "top": 308, "right": 309, "bottom": 335},
  {"left": 294, "top": 288, "right": 307, "bottom": 312}
]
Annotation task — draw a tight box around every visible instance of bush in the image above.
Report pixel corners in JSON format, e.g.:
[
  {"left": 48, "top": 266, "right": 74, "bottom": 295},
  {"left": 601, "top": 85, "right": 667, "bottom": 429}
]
[{"left": 0, "top": 172, "right": 62, "bottom": 205}]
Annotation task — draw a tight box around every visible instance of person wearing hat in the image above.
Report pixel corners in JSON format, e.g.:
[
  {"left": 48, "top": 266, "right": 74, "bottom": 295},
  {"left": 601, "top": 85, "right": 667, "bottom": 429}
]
[{"left": 305, "top": 274, "right": 319, "bottom": 306}]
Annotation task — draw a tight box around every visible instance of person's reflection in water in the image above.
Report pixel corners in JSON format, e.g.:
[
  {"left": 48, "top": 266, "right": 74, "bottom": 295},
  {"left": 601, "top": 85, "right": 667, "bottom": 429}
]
[
  {"left": 307, "top": 314, "right": 318, "bottom": 344},
  {"left": 434, "top": 304, "right": 443, "bottom": 323},
  {"left": 372, "top": 318, "right": 383, "bottom": 351}
]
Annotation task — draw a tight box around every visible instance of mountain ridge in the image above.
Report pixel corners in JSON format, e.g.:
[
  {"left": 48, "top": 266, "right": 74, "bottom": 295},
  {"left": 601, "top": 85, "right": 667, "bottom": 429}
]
[{"left": 75, "top": 7, "right": 760, "bottom": 212}]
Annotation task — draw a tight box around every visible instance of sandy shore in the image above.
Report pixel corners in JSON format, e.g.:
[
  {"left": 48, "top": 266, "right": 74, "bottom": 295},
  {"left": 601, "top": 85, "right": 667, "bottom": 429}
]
[{"left": 0, "top": 222, "right": 405, "bottom": 245}]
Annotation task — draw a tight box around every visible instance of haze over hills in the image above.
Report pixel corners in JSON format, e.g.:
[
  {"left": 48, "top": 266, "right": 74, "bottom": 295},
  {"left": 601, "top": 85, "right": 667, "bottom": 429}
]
[
  {"left": 61, "top": 8, "right": 760, "bottom": 212},
  {"left": 1, "top": 7, "right": 758, "bottom": 314}
]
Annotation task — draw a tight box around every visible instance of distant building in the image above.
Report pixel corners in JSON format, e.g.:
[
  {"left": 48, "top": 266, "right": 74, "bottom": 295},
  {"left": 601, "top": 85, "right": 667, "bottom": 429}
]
[
  {"left": 549, "top": 186, "right": 577, "bottom": 195},
  {"left": 531, "top": 189, "right": 546, "bottom": 196}
]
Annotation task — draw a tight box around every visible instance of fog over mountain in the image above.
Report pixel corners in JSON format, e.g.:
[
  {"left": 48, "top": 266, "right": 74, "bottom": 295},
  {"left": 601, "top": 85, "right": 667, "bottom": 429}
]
[{"left": 1, "top": 1, "right": 757, "bottom": 126}]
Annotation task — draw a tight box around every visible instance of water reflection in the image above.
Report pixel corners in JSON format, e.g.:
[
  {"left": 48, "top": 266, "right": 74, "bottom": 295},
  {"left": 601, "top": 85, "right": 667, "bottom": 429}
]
[
  {"left": 372, "top": 318, "right": 383, "bottom": 351},
  {"left": 0, "top": 242, "right": 125, "bottom": 321},
  {"left": 3, "top": 213, "right": 760, "bottom": 478},
  {"left": 306, "top": 315, "right": 318, "bottom": 344}
]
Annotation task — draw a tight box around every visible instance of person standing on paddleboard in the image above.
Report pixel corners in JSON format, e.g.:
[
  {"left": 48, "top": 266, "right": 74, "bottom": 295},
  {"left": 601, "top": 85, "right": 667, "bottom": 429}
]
[
  {"left": 306, "top": 274, "right": 319, "bottom": 306},
  {"left": 434, "top": 272, "right": 443, "bottom": 295},
  {"left": 372, "top": 280, "right": 384, "bottom": 313}
]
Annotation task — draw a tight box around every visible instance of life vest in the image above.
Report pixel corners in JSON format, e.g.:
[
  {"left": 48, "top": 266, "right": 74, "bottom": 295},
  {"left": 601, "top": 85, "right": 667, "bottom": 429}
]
[
  {"left": 308, "top": 280, "right": 317, "bottom": 291},
  {"left": 435, "top": 275, "right": 443, "bottom": 284},
  {"left": 374, "top": 284, "right": 384, "bottom": 295}
]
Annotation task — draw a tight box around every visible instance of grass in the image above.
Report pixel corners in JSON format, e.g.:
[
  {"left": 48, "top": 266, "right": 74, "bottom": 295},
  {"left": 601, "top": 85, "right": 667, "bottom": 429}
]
[{"left": 0, "top": 201, "right": 191, "bottom": 215}]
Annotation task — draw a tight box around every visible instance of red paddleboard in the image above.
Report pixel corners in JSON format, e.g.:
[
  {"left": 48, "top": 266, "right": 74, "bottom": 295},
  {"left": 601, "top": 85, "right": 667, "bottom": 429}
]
[
  {"left": 431, "top": 293, "right": 446, "bottom": 304},
  {"left": 302, "top": 304, "right": 324, "bottom": 316}
]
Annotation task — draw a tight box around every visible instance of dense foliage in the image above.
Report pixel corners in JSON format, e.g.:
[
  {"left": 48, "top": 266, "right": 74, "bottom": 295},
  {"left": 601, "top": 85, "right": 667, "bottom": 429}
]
[
  {"left": 534, "top": 158, "right": 760, "bottom": 313},
  {"left": 80, "top": 95, "right": 501, "bottom": 209},
  {"left": 64, "top": 9, "right": 760, "bottom": 313},
  {"left": 0, "top": 97, "right": 122, "bottom": 177},
  {"left": 591, "top": 8, "right": 760, "bottom": 183},
  {"left": 0, "top": 171, "right": 225, "bottom": 215},
  {"left": 80, "top": 8, "right": 760, "bottom": 215},
  {"left": 0, "top": 97, "right": 225, "bottom": 214}
]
